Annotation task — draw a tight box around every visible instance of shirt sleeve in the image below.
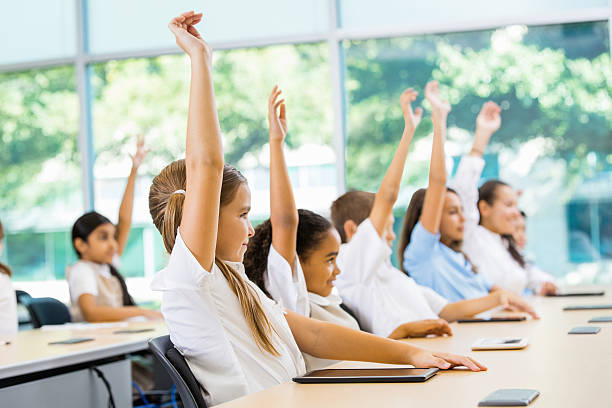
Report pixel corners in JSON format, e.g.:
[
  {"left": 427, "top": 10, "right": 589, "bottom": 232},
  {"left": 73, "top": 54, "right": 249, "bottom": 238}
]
[
  {"left": 450, "top": 155, "right": 485, "bottom": 228},
  {"left": 402, "top": 222, "right": 440, "bottom": 279},
  {"left": 525, "top": 263, "right": 556, "bottom": 293},
  {"left": 162, "top": 233, "right": 250, "bottom": 406},
  {"left": 419, "top": 285, "right": 449, "bottom": 316},
  {"left": 264, "top": 245, "right": 310, "bottom": 317},
  {"left": 67, "top": 262, "right": 99, "bottom": 304},
  {"left": 337, "top": 219, "right": 390, "bottom": 287},
  {"left": 0, "top": 274, "right": 17, "bottom": 335}
]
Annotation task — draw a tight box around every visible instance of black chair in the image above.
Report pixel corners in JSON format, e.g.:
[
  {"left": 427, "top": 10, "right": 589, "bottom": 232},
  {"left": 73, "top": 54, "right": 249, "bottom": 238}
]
[
  {"left": 340, "top": 302, "right": 364, "bottom": 331},
  {"left": 15, "top": 290, "right": 33, "bottom": 327},
  {"left": 149, "top": 335, "right": 208, "bottom": 408},
  {"left": 15, "top": 289, "right": 32, "bottom": 304},
  {"left": 25, "top": 297, "right": 72, "bottom": 328}
]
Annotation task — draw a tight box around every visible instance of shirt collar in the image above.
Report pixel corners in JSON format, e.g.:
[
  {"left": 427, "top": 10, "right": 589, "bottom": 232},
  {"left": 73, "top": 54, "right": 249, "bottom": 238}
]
[{"left": 308, "top": 288, "right": 342, "bottom": 306}]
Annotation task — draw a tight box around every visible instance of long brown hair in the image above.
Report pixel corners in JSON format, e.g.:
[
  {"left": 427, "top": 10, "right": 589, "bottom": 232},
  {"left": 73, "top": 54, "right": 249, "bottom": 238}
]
[
  {"left": 478, "top": 180, "right": 525, "bottom": 268},
  {"left": 398, "top": 187, "right": 477, "bottom": 274},
  {"left": 149, "top": 159, "right": 280, "bottom": 355},
  {"left": 0, "top": 220, "right": 12, "bottom": 277}
]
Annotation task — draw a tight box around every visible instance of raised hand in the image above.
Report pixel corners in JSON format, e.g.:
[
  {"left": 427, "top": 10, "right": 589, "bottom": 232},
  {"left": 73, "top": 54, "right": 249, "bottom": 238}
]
[
  {"left": 424, "top": 81, "right": 451, "bottom": 119},
  {"left": 130, "top": 134, "right": 150, "bottom": 169},
  {"left": 410, "top": 348, "right": 487, "bottom": 372},
  {"left": 400, "top": 88, "right": 423, "bottom": 134},
  {"left": 168, "top": 11, "right": 210, "bottom": 61},
  {"left": 268, "top": 86, "right": 287, "bottom": 143},
  {"left": 476, "top": 101, "right": 502, "bottom": 135}
]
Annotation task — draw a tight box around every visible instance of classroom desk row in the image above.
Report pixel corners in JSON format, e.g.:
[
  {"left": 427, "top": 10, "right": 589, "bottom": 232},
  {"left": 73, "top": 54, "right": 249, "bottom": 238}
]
[
  {"left": 218, "top": 286, "right": 612, "bottom": 408},
  {"left": 0, "top": 320, "right": 168, "bottom": 408}
]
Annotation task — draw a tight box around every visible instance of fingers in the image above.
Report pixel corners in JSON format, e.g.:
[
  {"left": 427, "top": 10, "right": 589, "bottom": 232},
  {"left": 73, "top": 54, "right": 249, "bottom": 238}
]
[
  {"left": 438, "top": 320, "right": 453, "bottom": 336},
  {"left": 279, "top": 103, "right": 286, "bottom": 120},
  {"left": 431, "top": 356, "right": 452, "bottom": 370},
  {"left": 425, "top": 80, "right": 439, "bottom": 98},
  {"left": 414, "top": 107, "right": 423, "bottom": 121},
  {"left": 436, "top": 353, "right": 485, "bottom": 372}
]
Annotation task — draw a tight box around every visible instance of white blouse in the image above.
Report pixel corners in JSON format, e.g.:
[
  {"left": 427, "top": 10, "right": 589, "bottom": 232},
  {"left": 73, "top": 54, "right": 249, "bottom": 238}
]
[
  {"left": 0, "top": 273, "right": 17, "bottom": 336},
  {"left": 334, "top": 219, "right": 449, "bottom": 338},
  {"left": 263, "top": 245, "right": 310, "bottom": 316},
  {"left": 303, "top": 289, "right": 360, "bottom": 371},
  {"left": 150, "top": 229, "right": 305, "bottom": 406},
  {"left": 451, "top": 155, "right": 555, "bottom": 294}
]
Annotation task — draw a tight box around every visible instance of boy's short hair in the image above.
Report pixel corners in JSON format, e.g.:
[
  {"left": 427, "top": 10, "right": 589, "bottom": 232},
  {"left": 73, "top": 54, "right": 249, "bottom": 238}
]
[{"left": 330, "top": 190, "right": 376, "bottom": 243}]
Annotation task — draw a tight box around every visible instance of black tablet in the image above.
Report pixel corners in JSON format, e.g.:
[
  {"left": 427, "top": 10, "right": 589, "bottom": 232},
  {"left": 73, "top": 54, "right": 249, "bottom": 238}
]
[
  {"left": 458, "top": 316, "right": 526, "bottom": 323},
  {"left": 547, "top": 290, "right": 605, "bottom": 297},
  {"left": 563, "top": 304, "right": 612, "bottom": 311},
  {"left": 49, "top": 337, "right": 95, "bottom": 345},
  {"left": 293, "top": 368, "right": 439, "bottom": 384}
]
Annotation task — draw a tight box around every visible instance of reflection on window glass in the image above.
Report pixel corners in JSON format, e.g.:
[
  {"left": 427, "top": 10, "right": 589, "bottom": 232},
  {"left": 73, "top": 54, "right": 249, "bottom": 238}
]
[
  {"left": 90, "top": 43, "right": 334, "bottom": 277},
  {"left": 0, "top": 66, "right": 81, "bottom": 281},
  {"left": 344, "top": 22, "right": 612, "bottom": 283}
]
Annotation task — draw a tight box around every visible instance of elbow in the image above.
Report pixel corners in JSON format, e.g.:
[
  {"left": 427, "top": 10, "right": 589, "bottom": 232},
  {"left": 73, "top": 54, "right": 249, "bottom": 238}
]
[
  {"left": 271, "top": 213, "right": 299, "bottom": 230},
  {"left": 378, "top": 186, "right": 399, "bottom": 205},
  {"left": 429, "top": 174, "right": 447, "bottom": 186},
  {"left": 186, "top": 155, "right": 224, "bottom": 172}
]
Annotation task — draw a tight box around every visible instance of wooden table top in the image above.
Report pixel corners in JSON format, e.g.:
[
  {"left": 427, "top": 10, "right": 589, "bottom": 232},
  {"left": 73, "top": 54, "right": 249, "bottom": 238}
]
[{"left": 218, "top": 286, "right": 612, "bottom": 408}]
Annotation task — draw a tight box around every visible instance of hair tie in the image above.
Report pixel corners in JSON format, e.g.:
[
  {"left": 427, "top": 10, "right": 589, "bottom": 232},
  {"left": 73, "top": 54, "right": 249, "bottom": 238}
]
[{"left": 172, "top": 189, "right": 186, "bottom": 196}]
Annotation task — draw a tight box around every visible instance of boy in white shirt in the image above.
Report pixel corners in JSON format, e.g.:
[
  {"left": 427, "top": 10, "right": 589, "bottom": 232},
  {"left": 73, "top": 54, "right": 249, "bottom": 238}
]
[{"left": 332, "top": 82, "right": 538, "bottom": 339}]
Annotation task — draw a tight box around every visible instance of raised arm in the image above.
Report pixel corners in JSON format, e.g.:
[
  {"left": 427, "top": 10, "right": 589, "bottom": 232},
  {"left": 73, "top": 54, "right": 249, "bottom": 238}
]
[
  {"left": 268, "top": 86, "right": 298, "bottom": 266},
  {"left": 451, "top": 102, "right": 501, "bottom": 226},
  {"left": 369, "top": 88, "right": 422, "bottom": 236},
  {"left": 420, "top": 81, "right": 451, "bottom": 234},
  {"left": 170, "top": 11, "right": 224, "bottom": 271},
  {"left": 116, "top": 135, "right": 150, "bottom": 256}
]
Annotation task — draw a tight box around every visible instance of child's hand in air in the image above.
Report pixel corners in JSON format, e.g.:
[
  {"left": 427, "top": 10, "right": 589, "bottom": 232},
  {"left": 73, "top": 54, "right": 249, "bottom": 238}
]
[
  {"left": 268, "top": 86, "right": 287, "bottom": 144},
  {"left": 168, "top": 11, "right": 210, "bottom": 62},
  {"left": 424, "top": 80, "right": 451, "bottom": 120},
  {"left": 400, "top": 88, "right": 423, "bottom": 134},
  {"left": 130, "top": 134, "right": 150, "bottom": 169},
  {"left": 476, "top": 101, "right": 502, "bottom": 135}
]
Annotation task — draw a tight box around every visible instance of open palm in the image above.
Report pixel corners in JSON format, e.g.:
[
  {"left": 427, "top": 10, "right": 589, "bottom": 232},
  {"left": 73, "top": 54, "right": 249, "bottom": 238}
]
[
  {"left": 268, "top": 85, "right": 287, "bottom": 143},
  {"left": 476, "top": 101, "right": 502, "bottom": 134}
]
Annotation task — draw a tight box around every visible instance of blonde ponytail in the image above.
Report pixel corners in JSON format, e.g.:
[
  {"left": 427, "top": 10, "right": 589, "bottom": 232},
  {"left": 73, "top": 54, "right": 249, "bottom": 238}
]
[{"left": 149, "top": 160, "right": 280, "bottom": 355}]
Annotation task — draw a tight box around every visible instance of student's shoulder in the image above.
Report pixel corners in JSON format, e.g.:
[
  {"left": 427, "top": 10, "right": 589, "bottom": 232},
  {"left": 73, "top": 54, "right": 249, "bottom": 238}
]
[{"left": 66, "top": 260, "right": 96, "bottom": 278}]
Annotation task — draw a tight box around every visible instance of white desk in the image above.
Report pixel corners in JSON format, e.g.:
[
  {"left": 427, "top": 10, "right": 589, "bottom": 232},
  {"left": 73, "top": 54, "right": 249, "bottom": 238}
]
[
  {"left": 217, "top": 287, "right": 612, "bottom": 408},
  {"left": 0, "top": 321, "right": 167, "bottom": 408}
]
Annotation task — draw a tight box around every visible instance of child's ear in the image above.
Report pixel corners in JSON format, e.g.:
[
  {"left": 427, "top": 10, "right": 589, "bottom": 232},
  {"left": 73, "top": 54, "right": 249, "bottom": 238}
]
[
  {"left": 73, "top": 237, "right": 88, "bottom": 255},
  {"left": 343, "top": 220, "right": 358, "bottom": 242},
  {"left": 477, "top": 200, "right": 491, "bottom": 218}
]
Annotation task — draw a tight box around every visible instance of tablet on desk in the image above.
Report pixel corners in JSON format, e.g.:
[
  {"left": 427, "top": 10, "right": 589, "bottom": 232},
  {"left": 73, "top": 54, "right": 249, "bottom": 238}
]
[
  {"left": 458, "top": 316, "right": 526, "bottom": 323},
  {"left": 547, "top": 289, "right": 605, "bottom": 297},
  {"left": 293, "top": 368, "right": 439, "bottom": 384},
  {"left": 49, "top": 337, "right": 95, "bottom": 345},
  {"left": 563, "top": 304, "right": 612, "bottom": 311},
  {"left": 471, "top": 338, "right": 529, "bottom": 350}
]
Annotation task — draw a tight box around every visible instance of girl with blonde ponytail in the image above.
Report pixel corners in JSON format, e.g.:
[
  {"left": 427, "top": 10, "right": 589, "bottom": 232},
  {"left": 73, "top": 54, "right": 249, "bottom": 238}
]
[{"left": 151, "top": 12, "right": 487, "bottom": 406}]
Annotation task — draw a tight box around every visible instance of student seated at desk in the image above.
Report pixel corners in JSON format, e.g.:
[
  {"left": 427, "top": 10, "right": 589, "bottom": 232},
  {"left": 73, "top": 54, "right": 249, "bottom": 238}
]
[
  {"left": 398, "top": 101, "right": 501, "bottom": 302},
  {"left": 150, "top": 13, "right": 485, "bottom": 406},
  {"left": 244, "top": 88, "right": 454, "bottom": 352},
  {"left": 450, "top": 102, "right": 557, "bottom": 296},
  {"left": 0, "top": 219, "right": 17, "bottom": 335},
  {"left": 67, "top": 136, "right": 162, "bottom": 322},
  {"left": 331, "top": 82, "right": 538, "bottom": 340}
]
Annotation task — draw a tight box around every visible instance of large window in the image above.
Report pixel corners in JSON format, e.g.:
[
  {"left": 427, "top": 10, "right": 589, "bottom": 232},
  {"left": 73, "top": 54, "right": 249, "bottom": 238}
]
[
  {"left": 90, "top": 43, "right": 334, "bottom": 278},
  {"left": 344, "top": 22, "right": 612, "bottom": 283},
  {"left": 0, "top": 66, "right": 81, "bottom": 281}
]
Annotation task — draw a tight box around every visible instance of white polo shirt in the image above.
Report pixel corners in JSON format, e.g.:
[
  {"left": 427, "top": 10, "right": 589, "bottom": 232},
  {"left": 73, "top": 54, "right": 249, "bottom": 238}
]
[
  {"left": 263, "top": 245, "right": 310, "bottom": 316},
  {"left": 0, "top": 273, "right": 17, "bottom": 336},
  {"left": 334, "top": 219, "right": 449, "bottom": 338},
  {"left": 451, "top": 155, "right": 555, "bottom": 294},
  {"left": 151, "top": 229, "right": 305, "bottom": 406}
]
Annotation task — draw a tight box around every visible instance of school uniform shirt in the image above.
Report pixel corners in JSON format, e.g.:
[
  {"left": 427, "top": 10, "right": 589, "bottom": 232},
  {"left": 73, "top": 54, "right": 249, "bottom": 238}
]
[
  {"left": 66, "top": 255, "right": 124, "bottom": 321},
  {"left": 302, "top": 289, "right": 360, "bottom": 371},
  {"left": 451, "top": 155, "right": 555, "bottom": 294},
  {"left": 403, "top": 221, "right": 492, "bottom": 302},
  {"left": 0, "top": 273, "right": 18, "bottom": 335},
  {"left": 334, "top": 219, "right": 449, "bottom": 338},
  {"left": 263, "top": 245, "right": 310, "bottom": 316},
  {"left": 150, "top": 229, "right": 305, "bottom": 406}
]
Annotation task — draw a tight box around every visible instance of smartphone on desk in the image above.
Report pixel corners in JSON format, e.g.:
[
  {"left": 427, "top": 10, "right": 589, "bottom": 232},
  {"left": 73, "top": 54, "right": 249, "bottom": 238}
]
[{"left": 458, "top": 316, "right": 526, "bottom": 323}]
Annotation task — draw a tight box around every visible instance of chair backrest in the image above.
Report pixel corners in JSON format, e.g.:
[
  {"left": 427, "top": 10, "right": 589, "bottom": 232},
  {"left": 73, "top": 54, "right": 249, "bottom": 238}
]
[
  {"left": 25, "top": 297, "right": 72, "bottom": 328},
  {"left": 15, "top": 290, "right": 32, "bottom": 304},
  {"left": 340, "top": 302, "right": 364, "bottom": 331},
  {"left": 149, "top": 335, "right": 208, "bottom": 408}
]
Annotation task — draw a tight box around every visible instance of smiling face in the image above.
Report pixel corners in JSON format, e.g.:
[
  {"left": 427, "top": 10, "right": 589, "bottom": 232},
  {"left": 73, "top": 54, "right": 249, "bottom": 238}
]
[
  {"left": 299, "top": 228, "right": 341, "bottom": 297},
  {"left": 479, "top": 184, "right": 520, "bottom": 236},
  {"left": 439, "top": 191, "right": 466, "bottom": 247},
  {"left": 216, "top": 182, "right": 255, "bottom": 262},
  {"left": 74, "top": 223, "right": 118, "bottom": 264}
]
